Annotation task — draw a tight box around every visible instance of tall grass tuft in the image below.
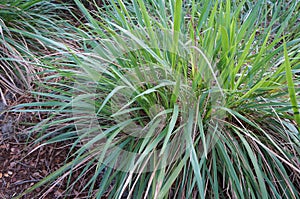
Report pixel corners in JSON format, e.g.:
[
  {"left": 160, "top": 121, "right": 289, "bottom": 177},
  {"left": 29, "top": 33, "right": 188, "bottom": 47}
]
[
  {"left": 13, "top": 0, "right": 300, "bottom": 198},
  {"left": 0, "top": 0, "right": 71, "bottom": 95}
]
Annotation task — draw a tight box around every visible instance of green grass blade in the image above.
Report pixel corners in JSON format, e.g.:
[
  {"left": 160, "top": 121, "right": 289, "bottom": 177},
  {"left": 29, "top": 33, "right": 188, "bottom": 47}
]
[{"left": 284, "top": 39, "right": 300, "bottom": 130}]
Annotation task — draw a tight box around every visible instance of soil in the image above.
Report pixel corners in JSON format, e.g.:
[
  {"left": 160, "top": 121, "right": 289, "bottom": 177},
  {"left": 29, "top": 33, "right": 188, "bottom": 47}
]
[
  {"left": 0, "top": 93, "right": 101, "bottom": 198},
  {"left": 0, "top": 121, "right": 102, "bottom": 199},
  {"left": 0, "top": 138, "right": 75, "bottom": 199}
]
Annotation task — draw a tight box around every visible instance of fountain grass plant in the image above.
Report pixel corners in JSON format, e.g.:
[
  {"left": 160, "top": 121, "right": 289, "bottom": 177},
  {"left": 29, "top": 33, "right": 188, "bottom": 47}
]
[{"left": 12, "top": 0, "right": 300, "bottom": 198}]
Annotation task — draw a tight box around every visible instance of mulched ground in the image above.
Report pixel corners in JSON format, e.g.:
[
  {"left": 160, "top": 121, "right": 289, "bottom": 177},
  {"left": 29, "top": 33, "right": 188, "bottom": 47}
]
[
  {"left": 0, "top": 92, "right": 102, "bottom": 199},
  {"left": 0, "top": 122, "right": 102, "bottom": 199},
  {"left": 0, "top": 138, "right": 73, "bottom": 198}
]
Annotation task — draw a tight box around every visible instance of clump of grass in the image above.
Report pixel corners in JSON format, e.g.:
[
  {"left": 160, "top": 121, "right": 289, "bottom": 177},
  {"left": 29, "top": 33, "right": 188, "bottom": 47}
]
[
  {"left": 14, "top": 0, "right": 299, "bottom": 198},
  {"left": 0, "top": 0, "right": 72, "bottom": 96}
]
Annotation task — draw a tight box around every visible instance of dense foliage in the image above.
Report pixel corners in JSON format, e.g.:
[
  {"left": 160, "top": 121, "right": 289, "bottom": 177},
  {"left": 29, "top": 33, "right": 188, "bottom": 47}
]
[{"left": 1, "top": 0, "right": 299, "bottom": 198}]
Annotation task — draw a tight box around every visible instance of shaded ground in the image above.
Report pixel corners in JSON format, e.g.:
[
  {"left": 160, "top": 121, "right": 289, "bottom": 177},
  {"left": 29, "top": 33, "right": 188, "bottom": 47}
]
[
  {"left": 0, "top": 125, "right": 101, "bottom": 199},
  {"left": 0, "top": 138, "right": 72, "bottom": 198},
  {"left": 0, "top": 93, "right": 102, "bottom": 198}
]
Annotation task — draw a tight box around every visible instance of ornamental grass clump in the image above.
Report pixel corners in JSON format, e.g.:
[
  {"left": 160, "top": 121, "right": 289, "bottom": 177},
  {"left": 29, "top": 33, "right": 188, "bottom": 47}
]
[{"left": 14, "top": 0, "right": 299, "bottom": 198}]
